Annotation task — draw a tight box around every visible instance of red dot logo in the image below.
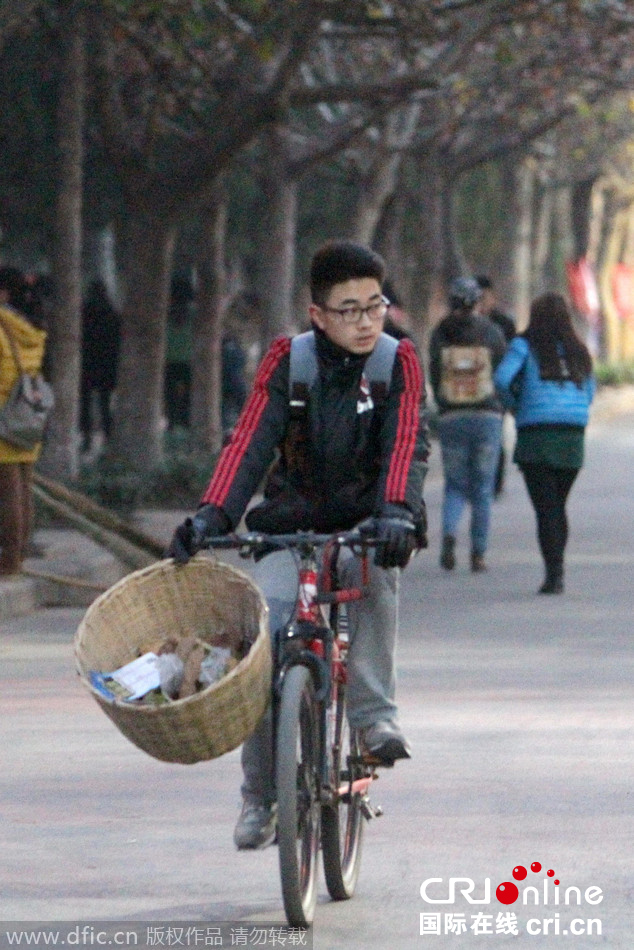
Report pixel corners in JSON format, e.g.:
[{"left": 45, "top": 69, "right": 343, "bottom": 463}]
[
  {"left": 499, "top": 860, "right": 560, "bottom": 902},
  {"left": 496, "top": 882, "right": 519, "bottom": 904}
]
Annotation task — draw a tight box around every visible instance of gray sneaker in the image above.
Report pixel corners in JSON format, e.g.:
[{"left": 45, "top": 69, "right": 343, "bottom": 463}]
[{"left": 233, "top": 802, "right": 277, "bottom": 850}]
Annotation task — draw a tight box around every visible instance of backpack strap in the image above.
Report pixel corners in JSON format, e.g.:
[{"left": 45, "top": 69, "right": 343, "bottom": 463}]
[
  {"left": 289, "top": 331, "right": 317, "bottom": 417},
  {"left": 289, "top": 330, "right": 398, "bottom": 414}
]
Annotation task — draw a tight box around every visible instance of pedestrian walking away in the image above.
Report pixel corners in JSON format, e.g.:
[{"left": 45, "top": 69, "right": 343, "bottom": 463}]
[
  {"left": 429, "top": 276, "right": 507, "bottom": 574},
  {"left": 168, "top": 240, "right": 429, "bottom": 851},
  {"left": 494, "top": 291, "right": 595, "bottom": 594},
  {"left": 80, "top": 279, "right": 121, "bottom": 453}
]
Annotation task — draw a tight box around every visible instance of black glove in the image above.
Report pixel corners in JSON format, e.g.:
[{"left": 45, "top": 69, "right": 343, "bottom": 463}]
[
  {"left": 166, "top": 504, "right": 231, "bottom": 564},
  {"left": 374, "top": 506, "right": 417, "bottom": 569}
]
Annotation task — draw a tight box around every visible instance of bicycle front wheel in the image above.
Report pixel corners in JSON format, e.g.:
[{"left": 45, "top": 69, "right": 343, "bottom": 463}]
[
  {"left": 321, "top": 683, "right": 365, "bottom": 900},
  {"left": 276, "top": 664, "right": 321, "bottom": 927}
]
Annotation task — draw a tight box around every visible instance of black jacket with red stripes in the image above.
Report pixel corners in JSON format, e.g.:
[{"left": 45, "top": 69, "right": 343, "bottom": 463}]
[{"left": 201, "top": 326, "right": 429, "bottom": 537}]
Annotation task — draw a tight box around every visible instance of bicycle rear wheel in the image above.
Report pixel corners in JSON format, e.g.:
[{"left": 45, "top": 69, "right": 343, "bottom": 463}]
[
  {"left": 276, "top": 664, "right": 321, "bottom": 927},
  {"left": 321, "top": 683, "right": 365, "bottom": 900}
]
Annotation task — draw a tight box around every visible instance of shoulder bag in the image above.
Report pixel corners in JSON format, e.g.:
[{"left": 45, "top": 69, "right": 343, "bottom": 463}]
[{"left": 0, "top": 314, "right": 54, "bottom": 450}]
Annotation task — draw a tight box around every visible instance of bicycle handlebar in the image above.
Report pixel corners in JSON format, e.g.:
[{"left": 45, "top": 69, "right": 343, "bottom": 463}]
[{"left": 202, "top": 527, "right": 377, "bottom": 554}]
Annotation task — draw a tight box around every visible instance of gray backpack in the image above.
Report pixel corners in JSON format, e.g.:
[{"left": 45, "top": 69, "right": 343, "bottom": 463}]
[{"left": 289, "top": 330, "right": 398, "bottom": 415}]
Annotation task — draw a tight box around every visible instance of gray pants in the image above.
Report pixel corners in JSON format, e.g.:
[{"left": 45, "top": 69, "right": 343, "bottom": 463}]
[{"left": 241, "top": 550, "right": 399, "bottom": 806}]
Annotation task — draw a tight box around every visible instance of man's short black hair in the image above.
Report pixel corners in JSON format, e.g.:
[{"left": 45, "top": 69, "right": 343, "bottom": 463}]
[{"left": 310, "top": 240, "right": 385, "bottom": 306}]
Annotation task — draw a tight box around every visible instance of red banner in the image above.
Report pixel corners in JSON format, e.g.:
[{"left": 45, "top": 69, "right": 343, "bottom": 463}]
[
  {"left": 566, "top": 258, "right": 600, "bottom": 326},
  {"left": 611, "top": 263, "right": 634, "bottom": 325}
]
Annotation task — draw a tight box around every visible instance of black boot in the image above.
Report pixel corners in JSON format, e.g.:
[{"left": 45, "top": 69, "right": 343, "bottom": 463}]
[
  {"left": 440, "top": 535, "right": 456, "bottom": 571},
  {"left": 539, "top": 566, "right": 564, "bottom": 594}
]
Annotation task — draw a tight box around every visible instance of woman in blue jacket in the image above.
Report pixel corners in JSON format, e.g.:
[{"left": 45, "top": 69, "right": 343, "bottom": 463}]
[{"left": 494, "top": 293, "right": 595, "bottom": 594}]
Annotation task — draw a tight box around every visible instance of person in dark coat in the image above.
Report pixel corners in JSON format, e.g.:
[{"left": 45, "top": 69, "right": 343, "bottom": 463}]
[
  {"left": 80, "top": 280, "right": 121, "bottom": 453},
  {"left": 429, "top": 277, "right": 507, "bottom": 573},
  {"left": 168, "top": 240, "right": 429, "bottom": 850}
]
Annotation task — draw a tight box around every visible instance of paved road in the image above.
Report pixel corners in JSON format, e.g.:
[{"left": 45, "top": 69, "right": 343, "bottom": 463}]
[{"left": 2, "top": 412, "right": 633, "bottom": 949}]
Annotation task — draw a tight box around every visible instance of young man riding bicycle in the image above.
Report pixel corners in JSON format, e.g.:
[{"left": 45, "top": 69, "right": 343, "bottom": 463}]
[{"left": 168, "top": 240, "right": 429, "bottom": 850}]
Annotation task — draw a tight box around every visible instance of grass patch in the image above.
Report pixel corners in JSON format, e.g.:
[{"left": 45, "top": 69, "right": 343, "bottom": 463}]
[
  {"left": 76, "top": 429, "right": 218, "bottom": 514},
  {"left": 594, "top": 361, "right": 634, "bottom": 386}
]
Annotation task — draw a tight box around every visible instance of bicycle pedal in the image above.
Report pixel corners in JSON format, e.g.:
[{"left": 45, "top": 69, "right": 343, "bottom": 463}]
[{"left": 360, "top": 796, "right": 383, "bottom": 820}]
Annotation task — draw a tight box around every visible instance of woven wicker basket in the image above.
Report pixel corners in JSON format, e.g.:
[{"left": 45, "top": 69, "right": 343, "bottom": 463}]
[{"left": 74, "top": 556, "right": 271, "bottom": 765}]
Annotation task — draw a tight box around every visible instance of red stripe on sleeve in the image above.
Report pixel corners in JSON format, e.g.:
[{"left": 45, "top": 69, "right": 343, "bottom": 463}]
[
  {"left": 385, "top": 339, "right": 423, "bottom": 502},
  {"left": 202, "top": 336, "right": 291, "bottom": 506}
]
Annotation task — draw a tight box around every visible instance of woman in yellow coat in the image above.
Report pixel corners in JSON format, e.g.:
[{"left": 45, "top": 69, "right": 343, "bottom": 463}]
[{"left": 0, "top": 267, "right": 48, "bottom": 575}]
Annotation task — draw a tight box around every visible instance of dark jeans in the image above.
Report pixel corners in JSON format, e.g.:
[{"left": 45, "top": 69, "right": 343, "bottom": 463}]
[
  {"left": 438, "top": 412, "right": 503, "bottom": 556},
  {"left": 520, "top": 463, "right": 579, "bottom": 575}
]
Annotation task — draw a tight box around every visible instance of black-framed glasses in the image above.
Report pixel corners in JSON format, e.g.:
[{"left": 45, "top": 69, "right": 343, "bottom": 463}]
[{"left": 321, "top": 295, "right": 390, "bottom": 325}]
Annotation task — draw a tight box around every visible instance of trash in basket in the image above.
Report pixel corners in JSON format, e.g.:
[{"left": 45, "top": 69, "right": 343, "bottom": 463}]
[{"left": 88, "top": 639, "right": 237, "bottom": 704}]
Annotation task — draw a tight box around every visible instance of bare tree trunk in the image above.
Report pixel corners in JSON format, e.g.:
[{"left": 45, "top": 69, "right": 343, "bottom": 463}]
[
  {"left": 511, "top": 156, "right": 537, "bottom": 329},
  {"left": 266, "top": 178, "right": 298, "bottom": 336},
  {"left": 375, "top": 190, "right": 407, "bottom": 293},
  {"left": 350, "top": 152, "right": 402, "bottom": 246},
  {"left": 409, "top": 148, "right": 447, "bottom": 347},
  {"left": 496, "top": 154, "right": 520, "bottom": 312},
  {"left": 599, "top": 207, "right": 627, "bottom": 363},
  {"left": 256, "top": 128, "right": 299, "bottom": 339},
  {"left": 552, "top": 186, "right": 575, "bottom": 294},
  {"left": 587, "top": 179, "right": 606, "bottom": 269},
  {"left": 39, "top": 0, "right": 85, "bottom": 481},
  {"left": 532, "top": 183, "right": 554, "bottom": 296},
  {"left": 443, "top": 172, "right": 470, "bottom": 282},
  {"left": 351, "top": 104, "right": 421, "bottom": 248},
  {"left": 571, "top": 178, "right": 596, "bottom": 258},
  {"left": 111, "top": 207, "right": 176, "bottom": 471},
  {"left": 190, "top": 183, "right": 229, "bottom": 455}
]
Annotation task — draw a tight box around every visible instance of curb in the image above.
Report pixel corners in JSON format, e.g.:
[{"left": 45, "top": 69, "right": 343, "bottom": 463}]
[
  {"left": 1, "top": 531, "right": 129, "bottom": 620},
  {"left": 0, "top": 575, "right": 38, "bottom": 620}
]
